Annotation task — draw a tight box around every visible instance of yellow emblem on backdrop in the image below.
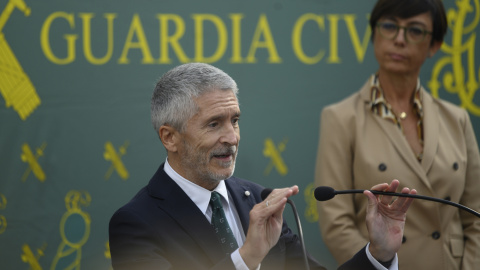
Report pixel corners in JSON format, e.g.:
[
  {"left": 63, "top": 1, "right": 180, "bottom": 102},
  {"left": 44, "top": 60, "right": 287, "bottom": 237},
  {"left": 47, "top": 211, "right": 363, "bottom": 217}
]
[
  {"left": 0, "top": 0, "right": 40, "bottom": 120},
  {"left": 104, "top": 141, "right": 130, "bottom": 180},
  {"left": 263, "top": 137, "right": 288, "bottom": 176},
  {"left": 105, "top": 241, "right": 111, "bottom": 259},
  {"left": 105, "top": 241, "right": 113, "bottom": 269},
  {"left": 51, "top": 191, "right": 91, "bottom": 270},
  {"left": 21, "top": 142, "right": 47, "bottom": 182},
  {"left": 21, "top": 243, "right": 46, "bottom": 270},
  {"left": 304, "top": 183, "right": 319, "bottom": 223},
  {"left": 0, "top": 193, "right": 6, "bottom": 234},
  {"left": 429, "top": 0, "right": 480, "bottom": 116}
]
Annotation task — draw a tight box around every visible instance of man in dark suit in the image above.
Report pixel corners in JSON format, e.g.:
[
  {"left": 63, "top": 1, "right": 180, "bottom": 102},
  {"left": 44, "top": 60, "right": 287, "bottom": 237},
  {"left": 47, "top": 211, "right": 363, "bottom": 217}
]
[{"left": 109, "top": 63, "right": 416, "bottom": 270}]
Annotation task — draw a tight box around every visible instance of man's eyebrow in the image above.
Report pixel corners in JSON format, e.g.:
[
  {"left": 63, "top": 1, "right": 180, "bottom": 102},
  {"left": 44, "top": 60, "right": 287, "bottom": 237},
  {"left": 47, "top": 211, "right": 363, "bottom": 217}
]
[
  {"left": 205, "top": 111, "right": 241, "bottom": 123},
  {"left": 205, "top": 115, "right": 222, "bottom": 123}
]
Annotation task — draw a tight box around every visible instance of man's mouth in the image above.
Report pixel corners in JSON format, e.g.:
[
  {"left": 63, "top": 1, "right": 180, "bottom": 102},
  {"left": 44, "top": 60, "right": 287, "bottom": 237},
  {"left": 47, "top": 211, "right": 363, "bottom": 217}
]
[
  {"left": 214, "top": 154, "right": 231, "bottom": 158},
  {"left": 211, "top": 147, "right": 236, "bottom": 160}
]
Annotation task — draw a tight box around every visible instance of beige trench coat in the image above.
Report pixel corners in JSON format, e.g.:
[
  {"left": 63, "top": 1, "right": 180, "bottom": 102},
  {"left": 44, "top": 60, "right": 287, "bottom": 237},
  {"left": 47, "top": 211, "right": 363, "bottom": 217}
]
[{"left": 315, "top": 77, "right": 480, "bottom": 270}]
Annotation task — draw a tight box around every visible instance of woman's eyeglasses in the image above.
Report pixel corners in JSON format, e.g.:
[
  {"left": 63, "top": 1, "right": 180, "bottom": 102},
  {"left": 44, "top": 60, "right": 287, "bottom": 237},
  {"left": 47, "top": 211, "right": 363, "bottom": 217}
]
[{"left": 376, "top": 22, "right": 432, "bottom": 44}]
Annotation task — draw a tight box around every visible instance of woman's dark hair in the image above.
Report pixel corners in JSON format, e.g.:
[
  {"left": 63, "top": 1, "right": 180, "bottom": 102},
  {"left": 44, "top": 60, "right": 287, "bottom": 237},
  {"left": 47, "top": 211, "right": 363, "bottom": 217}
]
[{"left": 369, "top": 0, "right": 448, "bottom": 44}]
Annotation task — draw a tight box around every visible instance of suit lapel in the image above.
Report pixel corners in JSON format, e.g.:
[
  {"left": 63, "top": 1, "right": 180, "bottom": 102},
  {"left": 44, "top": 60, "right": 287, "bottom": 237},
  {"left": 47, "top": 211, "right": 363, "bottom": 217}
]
[
  {"left": 147, "top": 165, "right": 226, "bottom": 263},
  {"left": 420, "top": 90, "right": 439, "bottom": 176},
  {"left": 372, "top": 113, "right": 428, "bottom": 179},
  {"left": 225, "top": 178, "right": 256, "bottom": 236},
  {"left": 360, "top": 83, "right": 433, "bottom": 190}
]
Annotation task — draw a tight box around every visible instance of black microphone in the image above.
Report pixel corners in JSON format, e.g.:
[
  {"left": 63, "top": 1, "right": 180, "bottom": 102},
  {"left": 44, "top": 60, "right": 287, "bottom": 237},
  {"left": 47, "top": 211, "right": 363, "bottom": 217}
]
[
  {"left": 261, "top": 188, "right": 309, "bottom": 270},
  {"left": 314, "top": 186, "right": 480, "bottom": 218}
]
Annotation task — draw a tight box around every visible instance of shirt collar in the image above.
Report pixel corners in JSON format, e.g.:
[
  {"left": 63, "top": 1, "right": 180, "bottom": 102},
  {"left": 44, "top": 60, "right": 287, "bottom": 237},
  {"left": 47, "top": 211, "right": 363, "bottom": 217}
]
[
  {"left": 164, "top": 158, "right": 230, "bottom": 215},
  {"left": 370, "top": 74, "right": 423, "bottom": 113}
]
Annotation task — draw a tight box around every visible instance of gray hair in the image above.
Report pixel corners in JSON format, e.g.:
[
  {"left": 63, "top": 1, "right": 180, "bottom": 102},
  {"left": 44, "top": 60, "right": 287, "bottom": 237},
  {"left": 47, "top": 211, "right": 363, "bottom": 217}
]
[{"left": 151, "top": 63, "right": 239, "bottom": 134}]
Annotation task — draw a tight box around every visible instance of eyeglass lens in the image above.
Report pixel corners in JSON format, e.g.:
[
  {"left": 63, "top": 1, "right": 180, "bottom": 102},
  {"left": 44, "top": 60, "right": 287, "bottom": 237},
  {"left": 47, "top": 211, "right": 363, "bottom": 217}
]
[{"left": 378, "top": 22, "right": 429, "bottom": 43}]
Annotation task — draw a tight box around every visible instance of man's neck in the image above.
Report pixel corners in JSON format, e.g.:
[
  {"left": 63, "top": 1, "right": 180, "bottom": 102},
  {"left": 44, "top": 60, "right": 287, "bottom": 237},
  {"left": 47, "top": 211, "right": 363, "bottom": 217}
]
[{"left": 166, "top": 157, "right": 220, "bottom": 191}]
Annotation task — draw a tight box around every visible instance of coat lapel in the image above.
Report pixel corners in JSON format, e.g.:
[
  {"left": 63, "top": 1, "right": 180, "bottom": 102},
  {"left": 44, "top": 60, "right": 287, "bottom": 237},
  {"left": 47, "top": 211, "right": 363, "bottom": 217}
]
[
  {"left": 147, "top": 165, "right": 226, "bottom": 263},
  {"left": 225, "top": 179, "right": 257, "bottom": 236},
  {"left": 360, "top": 83, "right": 434, "bottom": 191},
  {"left": 419, "top": 90, "right": 439, "bottom": 176}
]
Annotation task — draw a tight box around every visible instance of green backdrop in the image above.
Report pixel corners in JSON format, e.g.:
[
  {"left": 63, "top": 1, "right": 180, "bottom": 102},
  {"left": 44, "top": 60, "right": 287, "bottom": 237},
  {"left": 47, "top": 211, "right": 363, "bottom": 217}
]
[{"left": 1, "top": 0, "right": 479, "bottom": 269}]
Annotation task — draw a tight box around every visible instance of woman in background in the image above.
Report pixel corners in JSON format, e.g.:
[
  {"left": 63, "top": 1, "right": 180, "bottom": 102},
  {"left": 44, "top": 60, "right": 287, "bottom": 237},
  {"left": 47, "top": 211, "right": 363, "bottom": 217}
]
[{"left": 315, "top": 0, "right": 480, "bottom": 269}]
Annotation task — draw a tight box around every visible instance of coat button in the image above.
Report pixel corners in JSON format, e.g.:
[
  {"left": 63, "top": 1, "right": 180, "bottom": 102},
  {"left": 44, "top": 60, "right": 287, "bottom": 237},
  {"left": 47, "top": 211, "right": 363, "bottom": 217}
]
[
  {"left": 378, "top": 163, "right": 387, "bottom": 171},
  {"left": 432, "top": 231, "right": 441, "bottom": 240},
  {"left": 453, "top": 162, "right": 459, "bottom": 170},
  {"left": 402, "top": 236, "right": 406, "bottom": 243}
]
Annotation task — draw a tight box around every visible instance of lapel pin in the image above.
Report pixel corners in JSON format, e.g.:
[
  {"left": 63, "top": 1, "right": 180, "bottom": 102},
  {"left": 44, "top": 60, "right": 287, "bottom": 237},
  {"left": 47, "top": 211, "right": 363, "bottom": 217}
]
[{"left": 244, "top": 191, "right": 250, "bottom": 196}]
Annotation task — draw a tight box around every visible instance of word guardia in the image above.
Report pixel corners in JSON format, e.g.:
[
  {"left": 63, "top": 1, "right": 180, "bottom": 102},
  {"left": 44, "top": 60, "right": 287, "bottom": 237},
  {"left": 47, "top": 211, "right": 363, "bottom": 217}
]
[{"left": 41, "top": 12, "right": 372, "bottom": 65}]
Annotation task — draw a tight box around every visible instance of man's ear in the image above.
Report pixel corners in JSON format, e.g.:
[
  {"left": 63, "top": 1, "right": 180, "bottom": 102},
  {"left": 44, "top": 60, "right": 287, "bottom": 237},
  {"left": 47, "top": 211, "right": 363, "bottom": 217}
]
[{"left": 159, "top": 125, "right": 179, "bottom": 153}]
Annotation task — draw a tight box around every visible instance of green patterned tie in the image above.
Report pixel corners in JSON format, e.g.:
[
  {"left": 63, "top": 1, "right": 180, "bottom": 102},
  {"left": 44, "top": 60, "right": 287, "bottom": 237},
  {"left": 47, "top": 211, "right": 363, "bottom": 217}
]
[{"left": 209, "top": 191, "right": 239, "bottom": 255}]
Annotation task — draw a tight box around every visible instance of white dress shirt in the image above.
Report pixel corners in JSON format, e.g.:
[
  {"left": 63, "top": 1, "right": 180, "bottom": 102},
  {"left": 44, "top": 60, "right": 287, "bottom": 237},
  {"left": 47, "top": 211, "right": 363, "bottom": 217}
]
[{"left": 164, "top": 159, "right": 250, "bottom": 270}]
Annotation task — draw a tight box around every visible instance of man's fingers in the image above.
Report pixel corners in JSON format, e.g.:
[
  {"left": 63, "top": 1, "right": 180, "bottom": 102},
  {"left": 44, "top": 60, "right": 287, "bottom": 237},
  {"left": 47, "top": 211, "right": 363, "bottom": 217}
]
[
  {"left": 363, "top": 190, "right": 377, "bottom": 209},
  {"left": 263, "top": 197, "right": 287, "bottom": 211},
  {"left": 391, "top": 188, "right": 417, "bottom": 212},
  {"left": 369, "top": 182, "right": 389, "bottom": 191},
  {"left": 264, "top": 185, "right": 299, "bottom": 204},
  {"left": 378, "top": 180, "right": 399, "bottom": 205},
  {"left": 257, "top": 185, "right": 299, "bottom": 220}
]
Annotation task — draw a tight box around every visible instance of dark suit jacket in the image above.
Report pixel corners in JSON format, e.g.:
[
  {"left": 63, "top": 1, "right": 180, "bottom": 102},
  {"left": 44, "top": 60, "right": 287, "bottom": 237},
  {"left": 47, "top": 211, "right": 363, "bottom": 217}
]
[{"left": 109, "top": 163, "right": 379, "bottom": 270}]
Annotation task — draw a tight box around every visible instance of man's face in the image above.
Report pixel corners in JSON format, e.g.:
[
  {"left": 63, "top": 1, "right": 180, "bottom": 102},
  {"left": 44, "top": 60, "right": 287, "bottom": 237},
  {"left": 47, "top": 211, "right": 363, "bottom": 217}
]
[{"left": 176, "top": 89, "right": 240, "bottom": 188}]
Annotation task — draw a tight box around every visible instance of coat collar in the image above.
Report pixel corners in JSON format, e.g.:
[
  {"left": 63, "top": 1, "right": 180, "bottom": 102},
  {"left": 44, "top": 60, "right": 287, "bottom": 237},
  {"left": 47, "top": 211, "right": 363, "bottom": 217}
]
[
  {"left": 359, "top": 78, "right": 439, "bottom": 191},
  {"left": 225, "top": 179, "right": 257, "bottom": 235},
  {"left": 419, "top": 91, "right": 440, "bottom": 177}
]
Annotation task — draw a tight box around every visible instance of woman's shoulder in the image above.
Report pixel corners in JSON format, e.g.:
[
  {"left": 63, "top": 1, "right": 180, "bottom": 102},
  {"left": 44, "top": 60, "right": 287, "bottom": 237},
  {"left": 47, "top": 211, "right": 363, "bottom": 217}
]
[
  {"left": 423, "top": 90, "right": 468, "bottom": 117},
  {"left": 323, "top": 78, "right": 371, "bottom": 114},
  {"left": 423, "top": 90, "right": 472, "bottom": 129},
  {"left": 322, "top": 89, "right": 368, "bottom": 121}
]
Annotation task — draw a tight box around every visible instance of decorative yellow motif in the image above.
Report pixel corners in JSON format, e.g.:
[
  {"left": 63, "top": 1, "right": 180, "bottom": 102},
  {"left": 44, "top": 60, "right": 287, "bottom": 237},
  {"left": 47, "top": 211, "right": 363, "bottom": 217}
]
[
  {"left": 104, "top": 141, "right": 130, "bottom": 180},
  {"left": 428, "top": 0, "right": 480, "bottom": 116},
  {"left": 263, "top": 137, "right": 288, "bottom": 176},
  {"left": 21, "top": 243, "right": 46, "bottom": 270},
  {"left": 105, "top": 241, "right": 111, "bottom": 259},
  {"left": 50, "top": 191, "right": 91, "bottom": 270},
  {"left": 0, "top": 193, "right": 6, "bottom": 234},
  {"left": 304, "top": 183, "right": 319, "bottom": 223},
  {"left": 0, "top": 0, "right": 40, "bottom": 120},
  {"left": 21, "top": 142, "right": 47, "bottom": 182},
  {"left": 105, "top": 241, "right": 113, "bottom": 269}
]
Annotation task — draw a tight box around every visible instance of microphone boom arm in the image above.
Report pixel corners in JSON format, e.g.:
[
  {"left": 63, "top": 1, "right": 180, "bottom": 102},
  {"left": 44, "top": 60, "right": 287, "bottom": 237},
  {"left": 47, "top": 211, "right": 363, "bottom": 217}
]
[
  {"left": 287, "top": 200, "right": 309, "bottom": 270},
  {"left": 337, "top": 189, "right": 480, "bottom": 218}
]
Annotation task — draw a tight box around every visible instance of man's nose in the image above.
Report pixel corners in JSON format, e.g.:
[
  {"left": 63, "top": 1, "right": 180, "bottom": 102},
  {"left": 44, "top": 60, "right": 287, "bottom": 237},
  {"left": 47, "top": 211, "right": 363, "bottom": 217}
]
[{"left": 220, "top": 124, "right": 239, "bottom": 145}]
